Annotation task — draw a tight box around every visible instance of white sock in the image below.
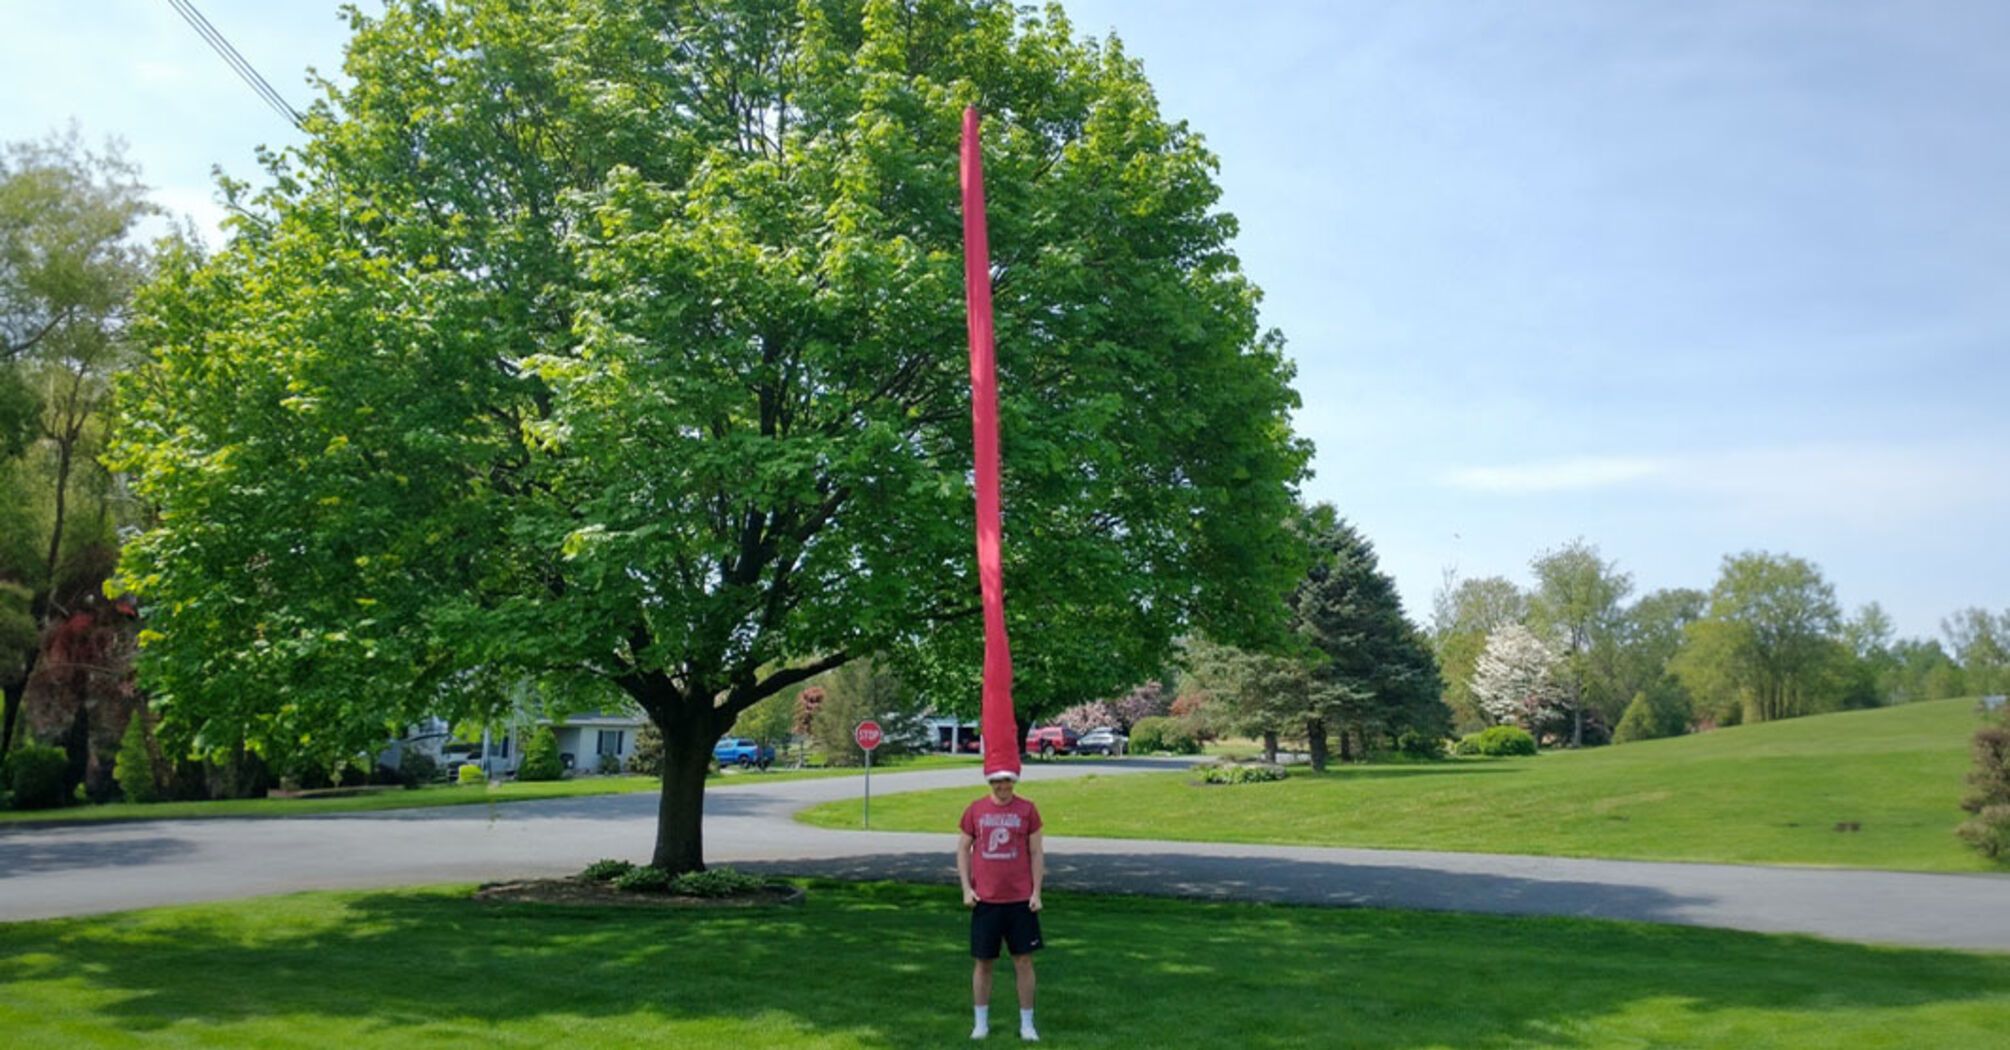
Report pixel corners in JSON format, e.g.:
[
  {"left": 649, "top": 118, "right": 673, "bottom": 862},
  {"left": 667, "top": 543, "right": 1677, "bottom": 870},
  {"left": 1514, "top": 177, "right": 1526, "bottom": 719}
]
[
  {"left": 1020, "top": 1009, "right": 1035, "bottom": 1030},
  {"left": 974, "top": 1006, "right": 989, "bottom": 1028}
]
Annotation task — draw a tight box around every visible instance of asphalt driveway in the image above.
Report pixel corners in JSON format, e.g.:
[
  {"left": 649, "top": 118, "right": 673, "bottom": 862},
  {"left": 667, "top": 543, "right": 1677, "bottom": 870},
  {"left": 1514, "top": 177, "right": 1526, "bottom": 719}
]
[{"left": 3, "top": 757, "right": 2007, "bottom": 952}]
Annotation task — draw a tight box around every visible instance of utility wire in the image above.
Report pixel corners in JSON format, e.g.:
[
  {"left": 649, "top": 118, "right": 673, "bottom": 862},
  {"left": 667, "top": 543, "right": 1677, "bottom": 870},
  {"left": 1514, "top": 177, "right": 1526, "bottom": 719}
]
[{"left": 164, "top": 0, "right": 304, "bottom": 130}]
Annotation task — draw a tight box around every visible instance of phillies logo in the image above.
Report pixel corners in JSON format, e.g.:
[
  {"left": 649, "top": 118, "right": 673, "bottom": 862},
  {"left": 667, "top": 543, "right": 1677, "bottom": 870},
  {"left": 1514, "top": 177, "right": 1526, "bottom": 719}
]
[{"left": 986, "top": 827, "right": 1012, "bottom": 854}]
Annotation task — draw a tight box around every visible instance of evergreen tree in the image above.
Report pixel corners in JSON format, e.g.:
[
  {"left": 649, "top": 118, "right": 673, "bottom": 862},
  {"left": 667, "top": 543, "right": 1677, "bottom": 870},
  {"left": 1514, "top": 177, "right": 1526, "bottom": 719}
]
[
  {"left": 1292, "top": 507, "right": 1449, "bottom": 766},
  {"left": 114, "top": 708, "right": 160, "bottom": 803}
]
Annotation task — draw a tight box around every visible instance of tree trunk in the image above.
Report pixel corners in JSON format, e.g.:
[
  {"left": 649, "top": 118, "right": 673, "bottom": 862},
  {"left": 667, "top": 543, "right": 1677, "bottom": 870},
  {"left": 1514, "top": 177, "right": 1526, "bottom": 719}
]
[
  {"left": 45, "top": 438, "right": 74, "bottom": 593},
  {"left": 651, "top": 701, "right": 718, "bottom": 874},
  {"left": 1306, "top": 718, "right": 1328, "bottom": 772},
  {"left": 1, "top": 671, "right": 25, "bottom": 755},
  {"left": 1571, "top": 701, "right": 1584, "bottom": 748},
  {"left": 1337, "top": 726, "right": 1353, "bottom": 764},
  {"left": 1261, "top": 730, "right": 1278, "bottom": 765}
]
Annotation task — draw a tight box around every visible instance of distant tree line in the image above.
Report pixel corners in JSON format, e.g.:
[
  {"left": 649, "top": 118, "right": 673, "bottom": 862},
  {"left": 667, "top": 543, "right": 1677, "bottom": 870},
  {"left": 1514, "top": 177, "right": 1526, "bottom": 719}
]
[{"left": 1430, "top": 540, "right": 2005, "bottom": 746}]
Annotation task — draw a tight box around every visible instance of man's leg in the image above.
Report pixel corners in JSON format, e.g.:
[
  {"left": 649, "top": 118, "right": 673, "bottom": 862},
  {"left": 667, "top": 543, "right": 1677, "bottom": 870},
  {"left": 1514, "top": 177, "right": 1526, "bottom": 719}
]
[
  {"left": 972, "top": 958, "right": 995, "bottom": 1037},
  {"left": 1012, "top": 954, "right": 1036, "bottom": 1010},
  {"left": 973, "top": 958, "right": 995, "bottom": 1007}
]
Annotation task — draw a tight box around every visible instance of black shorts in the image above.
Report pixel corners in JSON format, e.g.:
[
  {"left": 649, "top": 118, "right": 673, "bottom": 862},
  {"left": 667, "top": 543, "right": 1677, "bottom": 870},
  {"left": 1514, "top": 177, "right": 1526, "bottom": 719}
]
[{"left": 970, "top": 900, "right": 1043, "bottom": 960}]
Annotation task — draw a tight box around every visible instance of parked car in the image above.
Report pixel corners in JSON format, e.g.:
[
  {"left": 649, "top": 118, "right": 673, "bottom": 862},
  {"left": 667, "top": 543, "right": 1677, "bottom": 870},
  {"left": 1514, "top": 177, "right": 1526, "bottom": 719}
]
[
  {"left": 439, "top": 745, "right": 485, "bottom": 780},
  {"left": 713, "top": 737, "right": 776, "bottom": 769},
  {"left": 1078, "top": 726, "right": 1128, "bottom": 756},
  {"left": 1023, "top": 725, "right": 1081, "bottom": 757}
]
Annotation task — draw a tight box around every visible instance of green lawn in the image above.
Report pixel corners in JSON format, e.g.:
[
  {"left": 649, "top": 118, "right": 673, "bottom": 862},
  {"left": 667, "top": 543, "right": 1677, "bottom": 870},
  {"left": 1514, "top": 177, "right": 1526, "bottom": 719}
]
[
  {"left": 1, "top": 882, "right": 2005, "bottom": 1048},
  {"left": 803, "top": 698, "right": 2002, "bottom": 872},
  {"left": 0, "top": 753, "right": 980, "bottom": 825}
]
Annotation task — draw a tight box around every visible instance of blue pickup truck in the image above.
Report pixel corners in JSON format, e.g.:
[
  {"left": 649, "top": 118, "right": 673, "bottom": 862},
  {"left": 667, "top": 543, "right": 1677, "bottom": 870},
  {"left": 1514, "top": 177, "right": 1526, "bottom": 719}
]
[{"left": 713, "top": 737, "right": 775, "bottom": 769}]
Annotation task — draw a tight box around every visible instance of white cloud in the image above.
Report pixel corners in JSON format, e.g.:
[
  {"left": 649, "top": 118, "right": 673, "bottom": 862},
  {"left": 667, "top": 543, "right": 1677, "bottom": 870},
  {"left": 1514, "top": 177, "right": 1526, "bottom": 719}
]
[
  {"left": 1443, "top": 456, "right": 1667, "bottom": 493},
  {"left": 1443, "top": 442, "right": 2008, "bottom": 534}
]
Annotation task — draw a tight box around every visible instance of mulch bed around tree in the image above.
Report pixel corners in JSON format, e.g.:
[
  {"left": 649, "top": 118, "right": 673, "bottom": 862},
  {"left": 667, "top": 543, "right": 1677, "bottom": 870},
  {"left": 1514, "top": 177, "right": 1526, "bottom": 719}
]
[{"left": 473, "top": 877, "right": 805, "bottom": 909}]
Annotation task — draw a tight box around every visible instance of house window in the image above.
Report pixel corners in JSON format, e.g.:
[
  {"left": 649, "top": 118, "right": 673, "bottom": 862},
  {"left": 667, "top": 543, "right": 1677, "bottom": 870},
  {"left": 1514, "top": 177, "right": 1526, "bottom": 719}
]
[{"left": 597, "top": 730, "right": 625, "bottom": 756}]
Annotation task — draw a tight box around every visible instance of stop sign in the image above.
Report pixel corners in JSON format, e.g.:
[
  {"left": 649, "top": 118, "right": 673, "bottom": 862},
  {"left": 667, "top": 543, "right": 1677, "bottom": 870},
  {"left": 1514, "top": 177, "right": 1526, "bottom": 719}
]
[{"left": 855, "top": 720, "right": 884, "bottom": 751}]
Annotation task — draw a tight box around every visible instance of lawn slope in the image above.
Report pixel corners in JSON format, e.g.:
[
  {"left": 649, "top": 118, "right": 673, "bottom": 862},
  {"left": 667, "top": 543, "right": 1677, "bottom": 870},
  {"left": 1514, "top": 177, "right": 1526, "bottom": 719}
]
[
  {"left": 2, "top": 882, "right": 2006, "bottom": 1048},
  {"left": 801, "top": 698, "right": 2000, "bottom": 871}
]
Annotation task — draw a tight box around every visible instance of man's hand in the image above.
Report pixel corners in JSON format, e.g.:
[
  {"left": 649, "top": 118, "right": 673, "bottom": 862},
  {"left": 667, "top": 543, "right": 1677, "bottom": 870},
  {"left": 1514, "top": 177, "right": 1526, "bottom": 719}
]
[
  {"left": 963, "top": 886, "right": 979, "bottom": 908},
  {"left": 1028, "top": 892, "right": 1042, "bottom": 913}
]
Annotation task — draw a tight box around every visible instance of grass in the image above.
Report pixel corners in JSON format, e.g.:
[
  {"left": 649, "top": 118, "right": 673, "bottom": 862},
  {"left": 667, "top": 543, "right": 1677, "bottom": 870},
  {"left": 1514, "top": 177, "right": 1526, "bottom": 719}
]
[
  {"left": 0, "top": 752, "right": 980, "bottom": 826},
  {"left": 1, "top": 881, "right": 2005, "bottom": 1048},
  {"left": 803, "top": 698, "right": 2004, "bottom": 872}
]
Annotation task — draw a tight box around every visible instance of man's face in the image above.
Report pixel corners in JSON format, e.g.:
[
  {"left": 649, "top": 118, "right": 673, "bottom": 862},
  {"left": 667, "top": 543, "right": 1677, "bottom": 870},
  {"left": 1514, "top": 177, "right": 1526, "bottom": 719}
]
[{"left": 989, "top": 778, "right": 1016, "bottom": 803}]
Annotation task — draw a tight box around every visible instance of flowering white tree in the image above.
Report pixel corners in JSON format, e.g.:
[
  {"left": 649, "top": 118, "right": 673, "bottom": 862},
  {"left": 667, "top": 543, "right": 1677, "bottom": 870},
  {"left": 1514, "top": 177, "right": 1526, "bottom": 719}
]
[
  {"left": 1471, "top": 624, "right": 1567, "bottom": 731},
  {"left": 1054, "top": 701, "right": 1119, "bottom": 735}
]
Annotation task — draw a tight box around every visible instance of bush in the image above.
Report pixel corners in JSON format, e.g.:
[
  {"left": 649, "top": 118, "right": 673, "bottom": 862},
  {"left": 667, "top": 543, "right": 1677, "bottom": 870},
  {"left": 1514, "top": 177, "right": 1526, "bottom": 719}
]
[
  {"left": 517, "top": 726, "right": 564, "bottom": 782},
  {"left": 614, "top": 865, "right": 672, "bottom": 893},
  {"left": 1200, "top": 763, "right": 1287, "bottom": 785},
  {"left": 583, "top": 858, "right": 636, "bottom": 882},
  {"left": 597, "top": 752, "right": 623, "bottom": 775},
  {"left": 8, "top": 745, "right": 71, "bottom": 810},
  {"left": 669, "top": 866, "right": 769, "bottom": 897},
  {"left": 456, "top": 762, "right": 486, "bottom": 786},
  {"left": 629, "top": 722, "right": 663, "bottom": 775},
  {"left": 1959, "top": 805, "right": 2010, "bottom": 861},
  {"left": 115, "top": 714, "right": 161, "bottom": 804},
  {"left": 1130, "top": 716, "right": 1201, "bottom": 755},
  {"left": 1958, "top": 715, "right": 2010, "bottom": 862},
  {"left": 1395, "top": 731, "right": 1445, "bottom": 761},
  {"left": 398, "top": 749, "right": 439, "bottom": 788},
  {"left": 1460, "top": 725, "right": 1537, "bottom": 757}
]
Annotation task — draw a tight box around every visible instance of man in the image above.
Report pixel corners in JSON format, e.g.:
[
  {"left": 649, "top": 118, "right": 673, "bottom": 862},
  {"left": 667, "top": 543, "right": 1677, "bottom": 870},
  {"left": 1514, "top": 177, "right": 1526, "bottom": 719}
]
[{"left": 957, "top": 768, "right": 1044, "bottom": 1041}]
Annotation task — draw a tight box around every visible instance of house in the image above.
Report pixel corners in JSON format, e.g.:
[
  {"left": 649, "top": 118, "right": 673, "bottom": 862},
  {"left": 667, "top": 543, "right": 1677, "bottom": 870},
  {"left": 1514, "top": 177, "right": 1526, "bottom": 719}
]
[
  {"left": 378, "top": 709, "right": 651, "bottom": 778},
  {"left": 545, "top": 710, "right": 649, "bottom": 772}
]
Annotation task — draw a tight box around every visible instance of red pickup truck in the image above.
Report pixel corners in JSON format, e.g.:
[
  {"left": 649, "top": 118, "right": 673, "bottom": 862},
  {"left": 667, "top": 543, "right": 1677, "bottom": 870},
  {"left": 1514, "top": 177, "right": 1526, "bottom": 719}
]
[{"left": 1023, "top": 725, "right": 1081, "bottom": 757}]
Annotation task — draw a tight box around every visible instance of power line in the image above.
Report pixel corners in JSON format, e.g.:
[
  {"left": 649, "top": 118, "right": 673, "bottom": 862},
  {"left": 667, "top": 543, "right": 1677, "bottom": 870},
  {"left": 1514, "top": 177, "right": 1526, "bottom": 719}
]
[{"left": 164, "top": 0, "right": 304, "bottom": 130}]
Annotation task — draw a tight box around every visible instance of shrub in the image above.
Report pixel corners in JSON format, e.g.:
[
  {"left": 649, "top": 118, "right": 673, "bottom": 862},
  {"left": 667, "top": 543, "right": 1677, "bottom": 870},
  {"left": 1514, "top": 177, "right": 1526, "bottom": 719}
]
[
  {"left": 456, "top": 762, "right": 486, "bottom": 786},
  {"left": 398, "top": 749, "right": 439, "bottom": 788},
  {"left": 614, "top": 865, "right": 672, "bottom": 893},
  {"left": 115, "top": 714, "right": 161, "bottom": 803},
  {"left": 1959, "top": 805, "right": 2010, "bottom": 861},
  {"left": 1460, "top": 725, "right": 1537, "bottom": 757},
  {"left": 9, "top": 745, "right": 71, "bottom": 810},
  {"left": 597, "top": 752, "right": 623, "bottom": 775},
  {"left": 583, "top": 858, "right": 636, "bottom": 882},
  {"left": 1200, "top": 763, "right": 1287, "bottom": 785},
  {"left": 1958, "top": 715, "right": 2010, "bottom": 862},
  {"left": 1130, "top": 716, "right": 1201, "bottom": 755},
  {"left": 669, "top": 866, "right": 769, "bottom": 897},
  {"left": 629, "top": 722, "right": 663, "bottom": 775},
  {"left": 516, "top": 726, "right": 564, "bottom": 782},
  {"left": 1395, "top": 731, "right": 1445, "bottom": 761},
  {"left": 1452, "top": 735, "right": 1481, "bottom": 757}
]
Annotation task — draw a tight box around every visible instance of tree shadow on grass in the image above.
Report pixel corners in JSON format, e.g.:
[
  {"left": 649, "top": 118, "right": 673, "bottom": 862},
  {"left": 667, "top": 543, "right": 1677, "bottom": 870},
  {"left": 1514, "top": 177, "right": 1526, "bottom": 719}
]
[{"left": 1, "top": 879, "right": 2006, "bottom": 1049}]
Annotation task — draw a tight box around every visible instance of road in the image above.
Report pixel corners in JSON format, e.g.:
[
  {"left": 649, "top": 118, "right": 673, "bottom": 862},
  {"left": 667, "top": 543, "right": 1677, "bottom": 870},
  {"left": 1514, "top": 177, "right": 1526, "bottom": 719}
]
[{"left": 4, "top": 757, "right": 2007, "bottom": 952}]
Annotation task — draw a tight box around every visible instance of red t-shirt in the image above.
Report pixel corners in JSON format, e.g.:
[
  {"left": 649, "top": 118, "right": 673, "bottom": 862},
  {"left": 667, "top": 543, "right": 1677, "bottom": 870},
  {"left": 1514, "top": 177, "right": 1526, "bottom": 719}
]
[{"left": 959, "top": 795, "right": 1042, "bottom": 903}]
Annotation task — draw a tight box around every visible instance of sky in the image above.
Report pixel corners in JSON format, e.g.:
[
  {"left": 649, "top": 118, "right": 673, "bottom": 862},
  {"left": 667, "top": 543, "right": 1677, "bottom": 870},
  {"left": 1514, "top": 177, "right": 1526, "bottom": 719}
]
[{"left": 3, "top": 1, "right": 2005, "bottom": 640}]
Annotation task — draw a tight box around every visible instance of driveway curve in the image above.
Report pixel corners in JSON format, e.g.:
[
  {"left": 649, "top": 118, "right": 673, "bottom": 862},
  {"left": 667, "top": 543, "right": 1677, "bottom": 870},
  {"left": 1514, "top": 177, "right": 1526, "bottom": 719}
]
[{"left": 3, "top": 757, "right": 2007, "bottom": 953}]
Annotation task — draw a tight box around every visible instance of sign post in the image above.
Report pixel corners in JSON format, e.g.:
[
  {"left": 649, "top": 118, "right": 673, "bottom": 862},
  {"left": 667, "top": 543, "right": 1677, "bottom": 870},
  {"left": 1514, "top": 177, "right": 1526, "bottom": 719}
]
[{"left": 855, "top": 720, "right": 884, "bottom": 828}]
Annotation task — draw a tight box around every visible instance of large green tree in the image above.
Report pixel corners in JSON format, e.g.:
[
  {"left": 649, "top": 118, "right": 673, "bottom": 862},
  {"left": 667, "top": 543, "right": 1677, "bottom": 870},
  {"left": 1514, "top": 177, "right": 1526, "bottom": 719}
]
[
  {"left": 1429, "top": 572, "right": 1526, "bottom": 731},
  {"left": 0, "top": 130, "right": 154, "bottom": 756},
  {"left": 1528, "top": 539, "right": 1632, "bottom": 746},
  {"left": 1943, "top": 608, "right": 2010, "bottom": 698},
  {"left": 1671, "top": 552, "right": 1843, "bottom": 723},
  {"left": 113, "top": 0, "right": 1308, "bottom": 872}
]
